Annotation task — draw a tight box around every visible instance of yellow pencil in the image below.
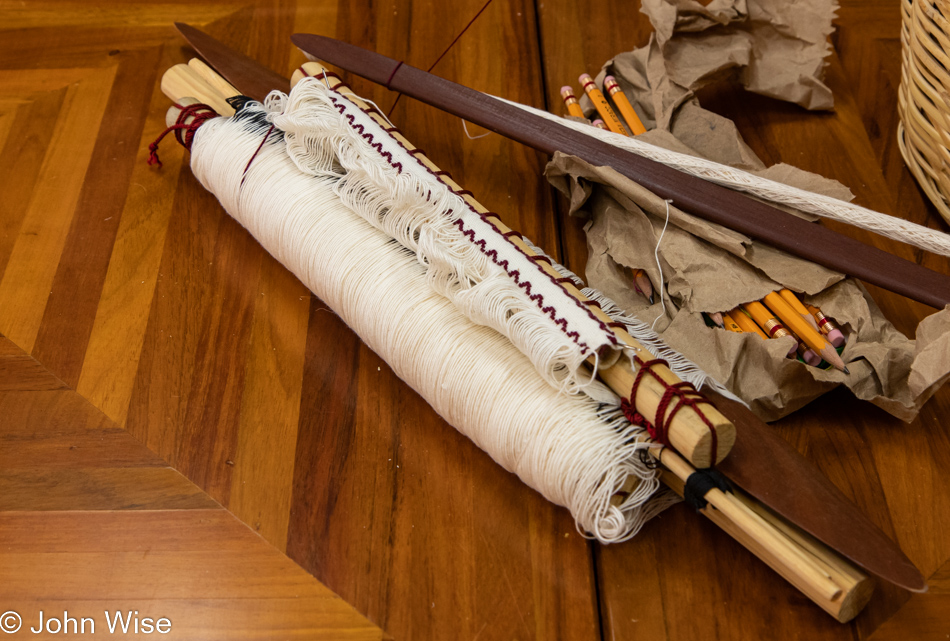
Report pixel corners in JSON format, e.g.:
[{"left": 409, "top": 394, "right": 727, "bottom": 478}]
[
  {"left": 763, "top": 292, "right": 849, "bottom": 373},
  {"left": 805, "top": 303, "right": 847, "bottom": 348},
  {"left": 706, "top": 311, "right": 724, "bottom": 328},
  {"left": 779, "top": 289, "right": 820, "bottom": 333},
  {"left": 729, "top": 308, "right": 768, "bottom": 339},
  {"left": 603, "top": 75, "right": 646, "bottom": 135},
  {"left": 579, "top": 74, "right": 628, "bottom": 136},
  {"left": 559, "top": 86, "right": 585, "bottom": 119},
  {"left": 721, "top": 312, "right": 744, "bottom": 334},
  {"left": 740, "top": 301, "right": 798, "bottom": 358}
]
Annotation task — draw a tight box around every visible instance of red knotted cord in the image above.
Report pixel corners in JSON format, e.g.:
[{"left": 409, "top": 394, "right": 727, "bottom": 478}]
[
  {"left": 147, "top": 102, "right": 218, "bottom": 168},
  {"left": 620, "top": 357, "right": 719, "bottom": 461}
]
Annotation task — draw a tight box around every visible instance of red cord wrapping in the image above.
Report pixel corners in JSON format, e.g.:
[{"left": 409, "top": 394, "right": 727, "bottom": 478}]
[
  {"left": 620, "top": 357, "right": 718, "bottom": 461},
  {"left": 147, "top": 103, "right": 218, "bottom": 168}
]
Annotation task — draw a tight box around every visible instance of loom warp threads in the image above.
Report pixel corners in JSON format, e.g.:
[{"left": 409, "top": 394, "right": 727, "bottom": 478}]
[{"left": 190, "top": 105, "right": 666, "bottom": 542}]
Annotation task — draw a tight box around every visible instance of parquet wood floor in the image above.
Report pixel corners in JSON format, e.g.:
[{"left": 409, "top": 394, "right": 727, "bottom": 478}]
[
  {"left": 0, "top": 1, "right": 948, "bottom": 640},
  {"left": 0, "top": 335, "right": 384, "bottom": 640}
]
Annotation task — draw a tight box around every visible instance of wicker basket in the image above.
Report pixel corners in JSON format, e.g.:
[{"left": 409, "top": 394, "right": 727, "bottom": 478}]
[{"left": 899, "top": 0, "right": 950, "bottom": 223}]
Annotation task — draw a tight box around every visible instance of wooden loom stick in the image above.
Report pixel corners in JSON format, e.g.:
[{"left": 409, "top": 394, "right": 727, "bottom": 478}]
[
  {"left": 282, "top": 66, "right": 874, "bottom": 618},
  {"left": 291, "top": 62, "right": 734, "bottom": 469},
  {"left": 187, "top": 58, "right": 241, "bottom": 102},
  {"left": 160, "top": 64, "right": 874, "bottom": 623},
  {"left": 160, "top": 63, "right": 235, "bottom": 117}
]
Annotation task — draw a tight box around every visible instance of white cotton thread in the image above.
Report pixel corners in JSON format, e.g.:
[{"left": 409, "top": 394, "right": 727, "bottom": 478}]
[
  {"left": 188, "top": 106, "right": 665, "bottom": 542},
  {"left": 651, "top": 199, "right": 672, "bottom": 331},
  {"left": 518, "top": 235, "right": 742, "bottom": 404},
  {"left": 462, "top": 119, "right": 491, "bottom": 140},
  {"left": 271, "top": 79, "right": 627, "bottom": 395},
  {"left": 498, "top": 96, "right": 950, "bottom": 258}
]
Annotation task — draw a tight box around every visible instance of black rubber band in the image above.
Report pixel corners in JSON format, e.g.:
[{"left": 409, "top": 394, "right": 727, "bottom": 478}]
[
  {"left": 226, "top": 95, "right": 255, "bottom": 112},
  {"left": 683, "top": 468, "right": 732, "bottom": 512}
]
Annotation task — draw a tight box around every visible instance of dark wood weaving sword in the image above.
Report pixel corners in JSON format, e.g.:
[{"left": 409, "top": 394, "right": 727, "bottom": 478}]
[
  {"left": 290, "top": 32, "right": 950, "bottom": 311},
  {"left": 174, "top": 22, "right": 926, "bottom": 593}
]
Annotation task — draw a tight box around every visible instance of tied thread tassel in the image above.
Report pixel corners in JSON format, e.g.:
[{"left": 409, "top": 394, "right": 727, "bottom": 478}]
[{"left": 147, "top": 102, "right": 218, "bottom": 168}]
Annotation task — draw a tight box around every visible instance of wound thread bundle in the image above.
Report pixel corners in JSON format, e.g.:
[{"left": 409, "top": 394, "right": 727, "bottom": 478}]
[{"left": 189, "top": 105, "right": 664, "bottom": 542}]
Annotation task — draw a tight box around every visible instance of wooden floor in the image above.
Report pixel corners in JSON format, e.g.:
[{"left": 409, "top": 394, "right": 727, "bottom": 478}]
[
  {"left": 0, "top": 337, "right": 385, "bottom": 640},
  {"left": 1, "top": 1, "right": 949, "bottom": 639}
]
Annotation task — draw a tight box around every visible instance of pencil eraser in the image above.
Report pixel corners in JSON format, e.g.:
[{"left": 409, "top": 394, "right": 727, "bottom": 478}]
[
  {"left": 560, "top": 85, "right": 575, "bottom": 97},
  {"left": 785, "top": 342, "right": 798, "bottom": 359},
  {"left": 802, "top": 348, "right": 821, "bottom": 366},
  {"left": 579, "top": 73, "right": 595, "bottom": 88},
  {"left": 826, "top": 328, "right": 846, "bottom": 348}
]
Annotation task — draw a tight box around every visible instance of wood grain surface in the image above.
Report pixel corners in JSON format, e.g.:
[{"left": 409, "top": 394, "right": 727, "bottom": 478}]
[
  {"left": 0, "top": 1, "right": 948, "bottom": 640},
  {"left": 0, "top": 336, "right": 384, "bottom": 640}
]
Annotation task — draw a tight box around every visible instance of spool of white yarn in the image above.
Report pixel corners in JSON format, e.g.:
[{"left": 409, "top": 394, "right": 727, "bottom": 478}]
[{"left": 190, "top": 107, "right": 664, "bottom": 542}]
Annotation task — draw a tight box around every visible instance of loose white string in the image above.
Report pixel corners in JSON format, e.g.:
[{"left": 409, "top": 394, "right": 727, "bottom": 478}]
[
  {"left": 652, "top": 199, "right": 672, "bottom": 331},
  {"left": 462, "top": 119, "right": 491, "bottom": 140}
]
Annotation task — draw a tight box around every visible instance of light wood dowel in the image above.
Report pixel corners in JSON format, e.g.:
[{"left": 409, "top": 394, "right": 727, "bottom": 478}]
[
  {"left": 160, "top": 63, "right": 235, "bottom": 117},
  {"left": 187, "top": 58, "right": 240, "bottom": 102}
]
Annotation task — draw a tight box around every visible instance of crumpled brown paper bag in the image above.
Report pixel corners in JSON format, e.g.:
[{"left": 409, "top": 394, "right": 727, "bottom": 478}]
[
  {"left": 551, "top": 0, "right": 950, "bottom": 422},
  {"left": 546, "top": 152, "right": 950, "bottom": 422},
  {"left": 579, "top": 0, "right": 838, "bottom": 136}
]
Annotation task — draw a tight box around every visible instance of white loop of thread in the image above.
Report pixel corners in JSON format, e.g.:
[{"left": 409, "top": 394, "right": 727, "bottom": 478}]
[
  {"left": 188, "top": 108, "right": 666, "bottom": 542},
  {"left": 462, "top": 119, "right": 491, "bottom": 140},
  {"left": 500, "top": 97, "right": 950, "bottom": 259},
  {"left": 652, "top": 199, "right": 672, "bottom": 331}
]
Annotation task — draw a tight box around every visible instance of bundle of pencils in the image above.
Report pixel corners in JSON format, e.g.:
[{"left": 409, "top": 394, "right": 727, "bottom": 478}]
[
  {"left": 712, "top": 290, "right": 848, "bottom": 373},
  {"left": 559, "top": 74, "right": 647, "bottom": 136}
]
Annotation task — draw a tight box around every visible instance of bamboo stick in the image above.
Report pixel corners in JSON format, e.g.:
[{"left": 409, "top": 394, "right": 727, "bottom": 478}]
[{"left": 659, "top": 449, "right": 873, "bottom": 622}]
